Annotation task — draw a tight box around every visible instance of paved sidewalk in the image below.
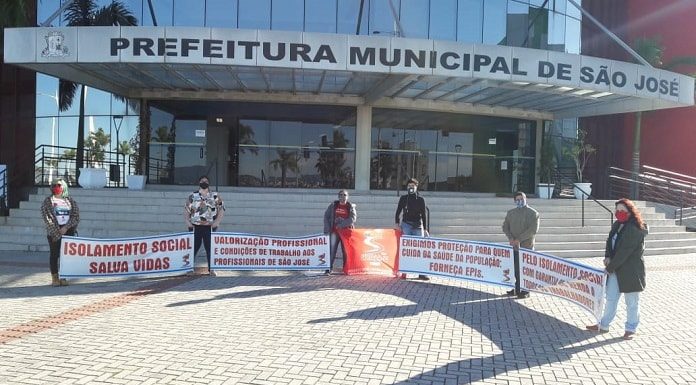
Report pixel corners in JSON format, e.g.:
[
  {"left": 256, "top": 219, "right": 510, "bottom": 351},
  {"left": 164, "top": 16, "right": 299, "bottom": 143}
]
[{"left": 1, "top": 251, "right": 695, "bottom": 385}]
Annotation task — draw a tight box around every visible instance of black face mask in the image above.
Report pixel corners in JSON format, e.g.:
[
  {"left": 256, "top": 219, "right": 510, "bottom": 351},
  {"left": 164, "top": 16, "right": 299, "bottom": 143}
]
[{"left": 199, "top": 182, "right": 209, "bottom": 189}]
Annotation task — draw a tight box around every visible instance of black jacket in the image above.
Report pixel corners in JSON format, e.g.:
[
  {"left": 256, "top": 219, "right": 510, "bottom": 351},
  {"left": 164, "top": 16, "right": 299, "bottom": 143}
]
[
  {"left": 395, "top": 193, "right": 427, "bottom": 229},
  {"left": 605, "top": 220, "right": 648, "bottom": 293}
]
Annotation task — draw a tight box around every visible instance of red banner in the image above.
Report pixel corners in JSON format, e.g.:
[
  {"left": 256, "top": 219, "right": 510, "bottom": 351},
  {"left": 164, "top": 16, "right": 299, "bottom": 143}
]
[{"left": 339, "top": 228, "right": 400, "bottom": 276}]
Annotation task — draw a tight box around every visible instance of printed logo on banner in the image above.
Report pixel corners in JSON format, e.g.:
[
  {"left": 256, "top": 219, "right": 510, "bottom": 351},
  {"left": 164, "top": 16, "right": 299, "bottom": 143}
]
[
  {"left": 502, "top": 268, "right": 511, "bottom": 282},
  {"left": 181, "top": 253, "right": 191, "bottom": 268},
  {"left": 42, "top": 31, "right": 69, "bottom": 58},
  {"left": 317, "top": 253, "right": 327, "bottom": 266},
  {"left": 361, "top": 230, "right": 391, "bottom": 267}
]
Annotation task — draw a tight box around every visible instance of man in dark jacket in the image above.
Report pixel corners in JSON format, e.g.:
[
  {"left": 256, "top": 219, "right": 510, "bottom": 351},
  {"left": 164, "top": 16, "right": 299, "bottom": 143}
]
[
  {"left": 395, "top": 178, "right": 429, "bottom": 280},
  {"left": 323, "top": 190, "right": 357, "bottom": 275}
]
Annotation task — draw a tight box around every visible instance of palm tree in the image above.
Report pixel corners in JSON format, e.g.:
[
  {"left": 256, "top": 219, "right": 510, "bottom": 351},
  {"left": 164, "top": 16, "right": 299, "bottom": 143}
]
[
  {"left": 238, "top": 123, "right": 259, "bottom": 155},
  {"left": 630, "top": 37, "right": 696, "bottom": 198},
  {"left": 84, "top": 127, "right": 111, "bottom": 167},
  {"left": 269, "top": 150, "right": 301, "bottom": 188},
  {"left": 315, "top": 130, "right": 350, "bottom": 187},
  {"left": 61, "top": 149, "right": 77, "bottom": 183},
  {"left": 59, "top": 0, "right": 137, "bottom": 180},
  {"left": 0, "top": 0, "right": 29, "bottom": 30}
]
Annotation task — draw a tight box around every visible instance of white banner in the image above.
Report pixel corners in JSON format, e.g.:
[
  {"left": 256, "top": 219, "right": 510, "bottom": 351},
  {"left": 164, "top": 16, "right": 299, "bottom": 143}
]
[
  {"left": 211, "top": 232, "right": 330, "bottom": 271},
  {"left": 59, "top": 233, "right": 194, "bottom": 278},
  {"left": 398, "top": 236, "right": 515, "bottom": 288},
  {"left": 519, "top": 249, "right": 606, "bottom": 321}
]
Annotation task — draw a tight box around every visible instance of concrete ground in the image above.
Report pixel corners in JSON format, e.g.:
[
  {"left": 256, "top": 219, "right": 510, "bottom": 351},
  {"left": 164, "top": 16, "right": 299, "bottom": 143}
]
[{"left": 1, "top": 251, "right": 695, "bottom": 385}]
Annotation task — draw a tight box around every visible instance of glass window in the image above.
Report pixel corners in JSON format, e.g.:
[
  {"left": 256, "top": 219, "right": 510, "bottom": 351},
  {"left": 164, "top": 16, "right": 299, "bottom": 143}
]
[
  {"left": 566, "top": 0, "right": 581, "bottom": 19},
  {"left": 429, "top": 0, "right": 456, "bottom": 41},
  {"left": 143, "top": 0, "right": 173, "bottom": 26},
  {"left": 37, "top": 0, "right": 60, "bottom": 26},
  {"left": 530, "top": 0, "right": 547, "bottom": 8},
  {"left": 239, "top": 0, "right": 271, "bottom": 29},
  {"left": 58, "top": 116, "right": 80, "bottom": 150},
  {"left": 337, "top": 0, "right": 368, "bottom": 35},
  {"left": 565, "top": 15, "right": 580, "bottom": 53},
  {"left": 457, "top": 0, "right": 482, "bottom": 43},
  {"left": 84, "top": 87, "right": 112, "bottom": 116},
  {"left": 206, "top": 0, "right": 237, "bottom": 27},
  {"left": 527, "top": 5, "right": 549, "bottom": 49},
  {"left": 36, "top": 74, "right": 59, "bottom": 117},
  {"left": 369, "top": 0, "right": 401, "bottom": 37},
  {"left": 506, "top": 0, "right": 529, "bottom": 47},
  {"left": 59, "top": 83, "right": 81, "bottom": 117},
  {"left": 482, "top": 0, "right": 506, "bottom": 45},
  {"left": 119, "top": 0, "right": 144, "bottom": 25},
  {"left": 399, "top": 0, "right": 428, "bottom": 39},
  {"left": 547, "top": 10, "right": 566, "bottom": 51},
  {"left": 305, "top": 0, "right": 337, "bottom": 33},
  {"left": 36, "top": 118, "right": 57, "bottom": 151},
  {"left": 173, "top": 0, "right": 205, "bottom": 26},
  {"left": 551, "top": 0, "right": 567, "bottom": 14},
  {"left": 271, "top": 0, "right": 304, "bottom": 31}
]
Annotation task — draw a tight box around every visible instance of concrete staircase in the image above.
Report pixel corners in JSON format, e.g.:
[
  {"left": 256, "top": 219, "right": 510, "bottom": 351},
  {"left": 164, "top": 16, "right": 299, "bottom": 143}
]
[{"left": 2, "top": 186, "right": 696, "bottom": 258}]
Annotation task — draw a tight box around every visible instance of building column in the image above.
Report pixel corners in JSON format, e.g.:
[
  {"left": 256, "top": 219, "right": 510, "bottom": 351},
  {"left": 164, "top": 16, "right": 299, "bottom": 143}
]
[
  {"left": 354, "top": 105, "right": 372, "bottom": 191},
  {"left": 534, "top": 119, "right": 544, "bottom": 186}
]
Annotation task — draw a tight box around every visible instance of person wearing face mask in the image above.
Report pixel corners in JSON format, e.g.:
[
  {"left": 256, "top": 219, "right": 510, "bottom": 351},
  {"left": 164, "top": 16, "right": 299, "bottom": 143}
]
[
  {"left": 502, "top": 192, "right": 539, "bottom": 298},
  {"left": 185, "top": 175, "right": 225, "bottom": 276},
  {"left": 587, "top": 198, "right": 648, "bottom": 340},
  {"left": 323, "top": 190, "right": 357, "bottom": 275},
  {"left": 395, "top": 178, "right": 430, "bottom": 280},
  {"left": 41, "top": 179, "right": 80, "bottom": 287}
]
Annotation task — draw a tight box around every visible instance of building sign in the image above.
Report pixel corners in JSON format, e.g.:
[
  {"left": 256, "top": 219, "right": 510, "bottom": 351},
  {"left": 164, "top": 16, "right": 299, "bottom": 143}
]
[{"left": 4, "top": 27, "right": 694, "bottom": 106}]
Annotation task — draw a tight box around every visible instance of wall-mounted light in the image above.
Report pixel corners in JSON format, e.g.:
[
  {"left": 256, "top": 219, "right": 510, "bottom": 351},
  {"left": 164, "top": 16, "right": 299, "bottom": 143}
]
[{"left": 215, "top": 117, "right": 223, "bottom": 123}]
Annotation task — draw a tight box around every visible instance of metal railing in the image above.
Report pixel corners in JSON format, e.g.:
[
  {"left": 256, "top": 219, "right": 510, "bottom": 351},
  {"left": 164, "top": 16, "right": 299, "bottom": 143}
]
[
  {"left": 0, "top": 166, "right": 7, "bottom": 216},
  {"left": 34, "top": 144, "right": 135, "bottom": 188},
  {"left": 553, "top": 166, "right": 614, "bottom": 227},
  {"left": 608, "top": 165, "right": 696, "bottom": 226}
]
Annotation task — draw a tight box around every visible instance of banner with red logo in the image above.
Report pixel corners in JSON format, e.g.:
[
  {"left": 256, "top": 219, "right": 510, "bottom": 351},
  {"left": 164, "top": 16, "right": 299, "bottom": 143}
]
[
  {"left": 519, "top": 250, "right": 606, "bottom": 320},
  {"left": 339, "top": 228, "right": 400, "bottom": 276},
  {"left": 211, "top": 232, "right": 330, "bottom": 271},
  {"left": 398, "top": 236, "right": 516, "bottom": 287},
  {"left": 59, "top": 233, "right": 194, "bottom": 278}
]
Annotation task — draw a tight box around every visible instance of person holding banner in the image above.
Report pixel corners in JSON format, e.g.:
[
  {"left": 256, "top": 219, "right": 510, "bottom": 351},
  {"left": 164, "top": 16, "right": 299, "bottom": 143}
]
[
  {"left": 323, "top": 189, "right": 357, "bottom": 275},
  {"left": 395, "top": 178, "right": 430, "bottom": 281},
  {"left": 587, "top": 198, "right": 648, "bottom": 340},
  {"left": 41, "top": 178, "right": 80, "bottom": 287},
  {"left": 502, "top": 192, "right": 539, "bottom": 298},
  {"left": 185, "top": 175, "right": 225, "bottom": 276}
]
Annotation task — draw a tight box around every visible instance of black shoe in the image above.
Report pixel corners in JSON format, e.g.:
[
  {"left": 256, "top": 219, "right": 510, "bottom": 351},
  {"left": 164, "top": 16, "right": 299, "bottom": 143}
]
[
  {"left": 417, "top": 275, "right": 430, "bottom": 281},
  {"left": 324, "top": 270, "right": 331, "bottom": 276},
  {"left": 506, "top": 289, "right": 516, "bottom": 296},
  {"left": 516, "top": 291, "right": 530, "bottom": 299}
]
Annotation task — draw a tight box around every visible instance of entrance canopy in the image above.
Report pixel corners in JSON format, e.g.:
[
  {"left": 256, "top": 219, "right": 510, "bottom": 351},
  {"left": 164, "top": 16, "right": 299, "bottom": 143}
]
[{"left": 4, "top": 27, "right": 694, "bottom": 120}]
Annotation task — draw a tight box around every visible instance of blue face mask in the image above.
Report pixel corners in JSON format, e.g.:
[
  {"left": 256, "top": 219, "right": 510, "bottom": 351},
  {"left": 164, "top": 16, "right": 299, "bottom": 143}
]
[{"left": 515, "top": 200, "right": 526, "bottom": 208}]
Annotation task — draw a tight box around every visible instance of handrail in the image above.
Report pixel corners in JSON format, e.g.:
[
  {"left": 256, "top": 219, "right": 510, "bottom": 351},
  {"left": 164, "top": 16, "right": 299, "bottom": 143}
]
[
  {"left": 643, "top": 165, "right": 696, "bottom": 183},
  {"left": 553, "top": 167, "right": 614, "bottom": 227},
  {"left": 607, "top": 165, "right": 696, "bottom": 226},
  {"left": 0, "top": 167, "right": 7, "bottom": 215}
]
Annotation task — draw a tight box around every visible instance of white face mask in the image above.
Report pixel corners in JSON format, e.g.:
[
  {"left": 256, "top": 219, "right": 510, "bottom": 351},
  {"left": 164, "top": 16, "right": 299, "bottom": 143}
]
[
  {"left": 515, "top": 199, "right": 526, "bottom": 208},
  {"left": 407, "top": 186, "right": 417, "bottom": 194}
]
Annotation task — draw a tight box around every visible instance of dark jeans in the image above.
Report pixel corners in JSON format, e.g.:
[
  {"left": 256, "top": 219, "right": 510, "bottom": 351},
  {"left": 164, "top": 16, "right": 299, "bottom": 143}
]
[
  {"left": 193, "top": 224, "right": 213, "bottom": 267},
  {"left": 47, "top": 227, "right": 76, "bottom": 274}
]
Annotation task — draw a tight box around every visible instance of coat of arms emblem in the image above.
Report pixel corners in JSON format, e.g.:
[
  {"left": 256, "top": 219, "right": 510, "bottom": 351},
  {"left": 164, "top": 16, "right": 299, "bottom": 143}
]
[{"left": 41, "top": 31, "right": 69, "bottom": 58}]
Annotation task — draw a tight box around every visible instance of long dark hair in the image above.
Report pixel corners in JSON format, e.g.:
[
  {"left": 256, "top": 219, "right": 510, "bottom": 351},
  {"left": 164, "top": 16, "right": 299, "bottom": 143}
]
[{"left": 615, "top": 198, "right": 646, "bottom": 229}]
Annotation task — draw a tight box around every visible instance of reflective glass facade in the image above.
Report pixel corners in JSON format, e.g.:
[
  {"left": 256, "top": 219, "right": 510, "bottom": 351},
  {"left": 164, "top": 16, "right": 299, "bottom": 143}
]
[
  {"left": 371, "top": 109, "right": 536, "bottom": 193},
  {"left": 34, "top": 0, "right": 582, "bottom": 192}
]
